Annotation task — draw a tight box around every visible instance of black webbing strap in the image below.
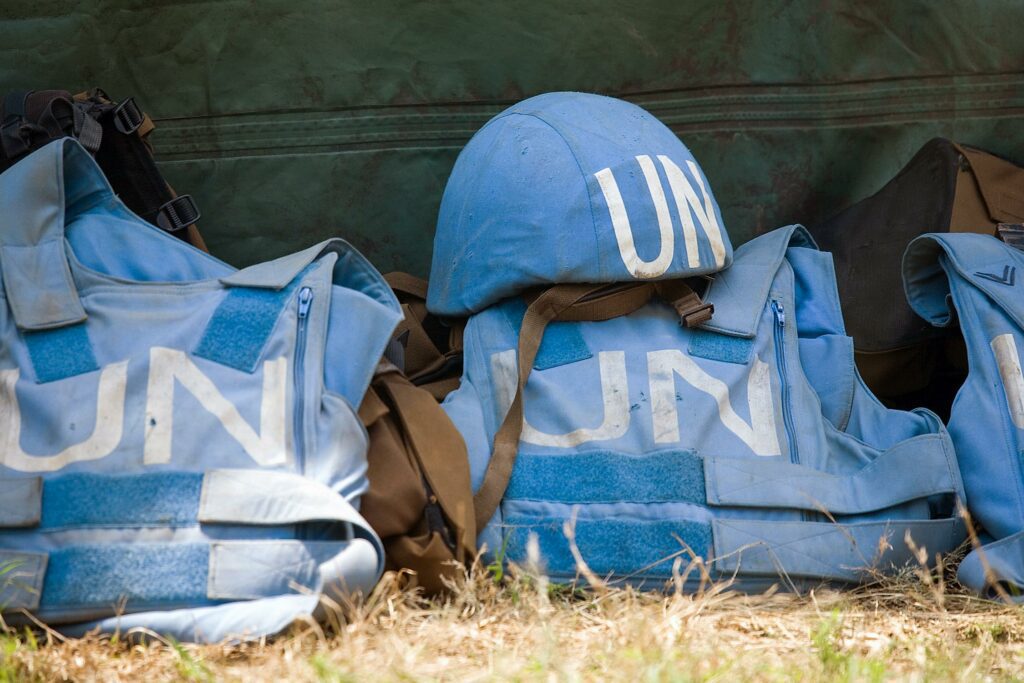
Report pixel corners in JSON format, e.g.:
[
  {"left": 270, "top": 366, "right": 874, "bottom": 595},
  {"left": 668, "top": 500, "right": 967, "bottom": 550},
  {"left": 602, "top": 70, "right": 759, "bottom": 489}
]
[{"left": 1, "top": 91, "right": 31, "bottom": 158}]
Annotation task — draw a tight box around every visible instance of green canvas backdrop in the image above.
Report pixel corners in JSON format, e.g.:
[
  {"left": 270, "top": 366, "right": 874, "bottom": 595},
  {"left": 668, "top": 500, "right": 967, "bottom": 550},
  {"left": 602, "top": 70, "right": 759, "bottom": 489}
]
[{"left": 2, "top": 1, "right": 1023, "bottom": 273}]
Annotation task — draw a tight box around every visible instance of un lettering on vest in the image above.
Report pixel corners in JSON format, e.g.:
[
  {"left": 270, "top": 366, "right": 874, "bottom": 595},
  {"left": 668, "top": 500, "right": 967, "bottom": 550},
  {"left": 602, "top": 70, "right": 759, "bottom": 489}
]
[
  {"left": 594, "top": 154, "right": 728, "bottom": 278},
  {"left": 491, "top": 349, "right": 781, "bottom": 456},
  {"left": 992, "top": 333, "right": 1024, "bottom": 429},
  {"left": 0, "top": 348, "right": 288, "bottom": 472}
]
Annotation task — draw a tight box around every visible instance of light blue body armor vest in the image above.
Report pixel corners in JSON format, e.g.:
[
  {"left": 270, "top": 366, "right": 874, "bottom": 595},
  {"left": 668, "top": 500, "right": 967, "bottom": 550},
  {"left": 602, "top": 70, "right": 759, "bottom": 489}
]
[
  {"left": 0, "top": 140, "right": 400, "bottom": 641},
  {"left": 905, "top": 233, "right": 1024, "bottom": 599},
  {"left": 443, "top": 225, "right": 966, "bottom": 587},
  {"left": 427, "top": 91, "right": 965, "bottom": 588}
]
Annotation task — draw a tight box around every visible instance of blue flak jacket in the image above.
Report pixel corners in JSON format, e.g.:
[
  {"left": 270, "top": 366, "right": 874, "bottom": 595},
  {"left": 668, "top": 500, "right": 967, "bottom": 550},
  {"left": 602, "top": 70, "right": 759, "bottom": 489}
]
[
  {"left": 443, "top": 226, "right": 966, "bottom": 588},
  {"left": 0, "top": 140, "right": 401, "bottom": 642},
  {"left": 905, "top": 233, "right": 1024, "bottom": 600},
  {"left": 429, "top": 92, "right": 965, "bottom": 588}
]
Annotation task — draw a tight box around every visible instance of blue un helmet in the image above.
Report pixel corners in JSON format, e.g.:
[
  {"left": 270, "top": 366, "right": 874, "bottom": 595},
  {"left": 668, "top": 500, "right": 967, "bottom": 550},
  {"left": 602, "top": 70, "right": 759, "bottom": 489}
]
[{"left": 427, "top": 92, "right": 733, "bottom": 316}]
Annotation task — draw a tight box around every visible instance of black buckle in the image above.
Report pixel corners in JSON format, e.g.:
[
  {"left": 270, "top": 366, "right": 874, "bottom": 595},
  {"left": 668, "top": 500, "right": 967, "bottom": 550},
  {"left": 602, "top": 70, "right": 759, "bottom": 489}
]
[
  {"left": 998, "top": 223, "right": 1024, "bottom": 252},
  {"left": 112, "top": 97, "right": 144, "bottom": 135},
  {"left": 155, "top": 195, "right": 201, "bottom": 233}
]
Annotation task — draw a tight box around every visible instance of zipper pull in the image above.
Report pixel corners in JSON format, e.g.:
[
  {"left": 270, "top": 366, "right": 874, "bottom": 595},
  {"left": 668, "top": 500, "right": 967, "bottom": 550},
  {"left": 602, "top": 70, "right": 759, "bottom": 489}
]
[
  {"left": 772, "top": 299, "right": 785, "bottom": 326},
  {"left": 298, "top": 287, "right": 313, "bottom": 319}
]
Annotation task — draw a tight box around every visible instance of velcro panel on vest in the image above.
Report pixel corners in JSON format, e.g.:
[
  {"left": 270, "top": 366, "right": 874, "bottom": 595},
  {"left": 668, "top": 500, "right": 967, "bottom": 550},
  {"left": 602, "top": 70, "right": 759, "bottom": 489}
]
[
  {"left": 704, "top": 435, "right": 960, "bottom": 515},
  {"left": 503, "top": 299, "right": 593, "bottom": 370},
  {"left": 0, "top": 478, "right": 42, "bottom": 527},
  {"left": 23, "top": 324, "right": 99, "bottom": 383},
  {"left": 28, "top": 541, "right": 344, "bottom": 613},
  {"left": 505, "top": 516, "right": 712, "bottom": 577},
  {"left": 0, "top": 551, "right": 47, "bottom": 610},
  {"left": 39, "top": 472, "right": 203, "bottom": 529},
  {"left": 712, "top": 517, "right": 965, "bottom": 582},
  {"left": 701, "top": 225, "right": 815, "bottom": 338},
  {"left": 194, "top": 283, "right": 300, "bottom": 373},
  {"left": 506, "top": 450, "right": 705, "bottom": 504},
  {"left": 687, "top": 330, "right": 753, "bottom": 365},
  {"left": 5, "top": 470, "right": 373, "bottom": 536},
  {"left": 197, "top": 249, "right": 338, "bottom": 373}
]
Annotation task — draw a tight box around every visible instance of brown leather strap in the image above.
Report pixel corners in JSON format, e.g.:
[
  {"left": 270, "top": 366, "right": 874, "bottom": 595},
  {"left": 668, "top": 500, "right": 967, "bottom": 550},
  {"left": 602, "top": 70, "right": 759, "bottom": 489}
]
[
  {"left": 472, "top": 279, "right": 711, "bottom": 531},
  {"left": 385, "top": 272, "right": 430, "bottom": 299},
  {"left": 385, "top": 272, "right": 466, "bottom": 399}
]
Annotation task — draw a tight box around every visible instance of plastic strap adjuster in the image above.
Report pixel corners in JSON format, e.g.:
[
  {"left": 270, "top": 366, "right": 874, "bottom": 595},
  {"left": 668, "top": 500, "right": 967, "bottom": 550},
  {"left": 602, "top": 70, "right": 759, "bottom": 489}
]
[
  {"left": 155, "top": 194, "right": 201, "bottom": 233},
  {"left": 680, "top": 302, "right": 714, "bottom": 328},
  {"left": 112, "top": 97, "right": 144, "bottom": 135}
]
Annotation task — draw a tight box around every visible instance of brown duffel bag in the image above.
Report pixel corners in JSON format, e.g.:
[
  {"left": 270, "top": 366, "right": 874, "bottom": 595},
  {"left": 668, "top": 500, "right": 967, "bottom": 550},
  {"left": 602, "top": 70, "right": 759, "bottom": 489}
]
[
  {"left": 809, "top": 138, "right": 1024, "bottom": 414},
  {"left": 358, "top": 360, "right": 476, "bottom": 595}
]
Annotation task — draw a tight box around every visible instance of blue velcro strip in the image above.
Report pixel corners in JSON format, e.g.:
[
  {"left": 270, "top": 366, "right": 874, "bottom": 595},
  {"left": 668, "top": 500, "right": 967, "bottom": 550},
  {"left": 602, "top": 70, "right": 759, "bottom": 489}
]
[
  {"left": 195, "top": 284, "right": 297, "bottom": 373},
  {"left": 534, "top": 322, "right": 593, "bottom": 370},
  {"left": 687, "top": 330, "right": 753, "bottom": 365},
  {"left": 41, "top": 472, "right": 203, "bottom": 530},
  {"left": 505, "top": 516, "right": 712, "bottom": 577},
  {"left": 503, "top": 299, "right": 592, "bottom": 370},
  {"left": 41, "top": 543, "right": 210, "bottom": 609},
  {"left": 24, "top": 324, "right": 98, "bottom": 383},
  {"left": 506, "top": 450, "right": 706, "bottom": 504}
]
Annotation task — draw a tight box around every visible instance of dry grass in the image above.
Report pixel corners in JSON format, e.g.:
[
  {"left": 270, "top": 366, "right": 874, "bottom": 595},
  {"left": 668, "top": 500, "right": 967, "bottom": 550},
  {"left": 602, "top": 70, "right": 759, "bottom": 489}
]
[{"left": 3, "top": 552, "right": 1024, "bottom": 683}]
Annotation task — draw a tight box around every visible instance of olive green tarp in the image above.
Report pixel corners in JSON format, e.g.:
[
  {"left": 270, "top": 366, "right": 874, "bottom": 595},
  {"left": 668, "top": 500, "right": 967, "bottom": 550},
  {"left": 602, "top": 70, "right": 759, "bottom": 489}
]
[{"left": 2, "top": 1, "right": 1023, "bottom": 273}]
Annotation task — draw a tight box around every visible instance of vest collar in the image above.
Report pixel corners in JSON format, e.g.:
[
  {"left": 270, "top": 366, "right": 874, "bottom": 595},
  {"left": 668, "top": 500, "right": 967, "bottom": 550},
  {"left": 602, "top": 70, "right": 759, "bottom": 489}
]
[{"left": 701, "top": 224, "right": 815, "bottom": 338}]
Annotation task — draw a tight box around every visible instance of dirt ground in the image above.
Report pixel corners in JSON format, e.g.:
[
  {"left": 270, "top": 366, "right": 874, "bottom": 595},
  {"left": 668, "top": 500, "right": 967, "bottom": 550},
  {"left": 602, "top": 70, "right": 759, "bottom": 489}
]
[{"left": 3, "top": 553, "right": 1024, "bottom": 682}]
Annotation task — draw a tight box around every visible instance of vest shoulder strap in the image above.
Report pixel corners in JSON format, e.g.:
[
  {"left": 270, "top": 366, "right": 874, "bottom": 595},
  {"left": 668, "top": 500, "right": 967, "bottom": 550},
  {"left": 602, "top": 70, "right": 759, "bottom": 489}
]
[{"left": 904, "top": 232, "right": 1024, "bottom": 331}]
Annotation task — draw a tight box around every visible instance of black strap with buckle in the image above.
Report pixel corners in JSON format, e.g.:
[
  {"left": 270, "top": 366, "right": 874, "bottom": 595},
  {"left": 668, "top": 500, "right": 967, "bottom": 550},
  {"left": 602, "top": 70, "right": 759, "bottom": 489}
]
[
  {"left": 112, "top": 97, "right": 144, "bottom": 135},
  {"left": 1, "top": 91, "right": 32, "bottom": 158},
  {"left": 155, "top": 195, "right": 201, "bottom": 233}
]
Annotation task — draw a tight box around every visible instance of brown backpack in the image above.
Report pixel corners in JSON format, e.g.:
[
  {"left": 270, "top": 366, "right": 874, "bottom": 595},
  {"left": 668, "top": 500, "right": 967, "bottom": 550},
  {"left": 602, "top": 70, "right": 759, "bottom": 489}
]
[
  {"left": 356, "top": 274, "right": 474, "bottom": 593},
  {"left": 358, "top": 360, "right": 476, "bottom": 595}
]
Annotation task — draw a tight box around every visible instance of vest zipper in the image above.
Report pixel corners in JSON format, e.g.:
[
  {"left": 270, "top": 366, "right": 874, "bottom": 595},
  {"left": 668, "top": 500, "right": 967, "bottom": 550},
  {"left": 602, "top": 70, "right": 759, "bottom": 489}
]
[
  {"left": 771, "top": 300, "right": 800, "bottom": 465},
  {"left": 294, "top": 286, "right": 313, "bottom": 471}
]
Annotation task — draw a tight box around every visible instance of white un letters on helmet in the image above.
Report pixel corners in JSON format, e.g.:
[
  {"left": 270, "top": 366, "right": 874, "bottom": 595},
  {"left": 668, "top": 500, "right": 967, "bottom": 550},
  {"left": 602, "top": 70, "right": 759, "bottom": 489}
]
[{"left": 595, "top": 154, "right": 728, "bottom": 278}]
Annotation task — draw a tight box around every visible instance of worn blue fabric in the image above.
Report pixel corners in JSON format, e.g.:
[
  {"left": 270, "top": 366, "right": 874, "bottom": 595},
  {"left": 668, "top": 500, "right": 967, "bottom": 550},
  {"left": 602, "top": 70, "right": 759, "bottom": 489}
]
[
  {"left": 0, "top": 140, "right": 401, "bottom": 642},
  {"left": 904, "top": 233, "right": 1024, "bottom": 601},
  {"left": 439, "top": 206, "right": 965, "bottom": 585},
  {"left": 427, "top": 92, "right": 734, "bottom": 316}
]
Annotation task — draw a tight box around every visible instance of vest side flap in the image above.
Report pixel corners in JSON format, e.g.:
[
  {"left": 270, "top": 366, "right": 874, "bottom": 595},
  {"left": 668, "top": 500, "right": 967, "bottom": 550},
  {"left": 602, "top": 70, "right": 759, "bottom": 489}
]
[
  {"left": 0, "top": 477, "right": 42, "bottom": 527},
  {"left": 700, "top": 224, "right": 816, "bottom": 338},
  {"left": 905, "top": 233, "right": 1024, "bottom": 331},
  {"left": 0, "top": 140, "right": 95, "bottom": 330}
]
